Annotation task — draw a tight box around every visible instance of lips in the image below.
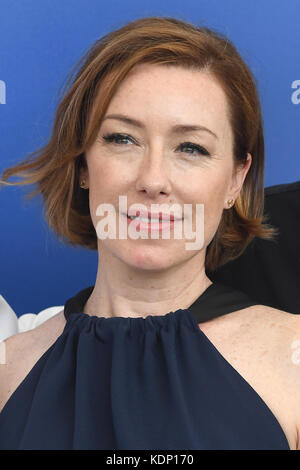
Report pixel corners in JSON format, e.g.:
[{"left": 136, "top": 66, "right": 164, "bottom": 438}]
[{"left": 126, "top": 209, "right": 182, "bottom": 221}]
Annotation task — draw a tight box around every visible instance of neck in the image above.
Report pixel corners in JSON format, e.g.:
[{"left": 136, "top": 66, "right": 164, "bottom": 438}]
[{"left": 84, "top": 248, "right": 212, "bottom": 319}]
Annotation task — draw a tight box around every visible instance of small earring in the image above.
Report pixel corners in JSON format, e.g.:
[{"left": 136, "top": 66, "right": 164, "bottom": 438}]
[
  {"left": 80, "top": 179, "right": 88, "bottom": 189},
  {"left": 227, "top": 198, "right": 234, "bottom": 208}
]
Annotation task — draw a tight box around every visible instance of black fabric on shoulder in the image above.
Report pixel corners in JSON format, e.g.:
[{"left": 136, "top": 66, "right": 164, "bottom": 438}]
[
  {"left": 209, "top": 181, "right": 300, "bottom": 314},
  {"left": 187, "top": 283, "right": 257, "bottom": 322},
  {"left": 264, "top": 180, "right": 300, "bottom": 196},
  {"left": 64, "top": 286, "right": 93, "bottom": 319}
]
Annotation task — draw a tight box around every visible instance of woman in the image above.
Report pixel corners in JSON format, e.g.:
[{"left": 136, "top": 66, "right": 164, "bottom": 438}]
[{"left": 0, "top": 16, "right": 299, "bottom": 450}]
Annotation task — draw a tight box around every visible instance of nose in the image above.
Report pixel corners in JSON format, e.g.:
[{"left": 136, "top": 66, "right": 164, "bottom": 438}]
[{"left": 135, "top": 147, "right": 172, "bottom": 199}]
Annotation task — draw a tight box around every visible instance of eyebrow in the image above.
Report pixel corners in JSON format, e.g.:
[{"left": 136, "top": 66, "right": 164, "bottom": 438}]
[{"left": 102, "top": 113, "right": 218, "bottom": 140}]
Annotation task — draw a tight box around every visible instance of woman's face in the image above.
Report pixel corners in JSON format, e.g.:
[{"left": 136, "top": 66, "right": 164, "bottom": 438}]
[{"left": 82, "top": 63, "right": 251, "bottom": 271}]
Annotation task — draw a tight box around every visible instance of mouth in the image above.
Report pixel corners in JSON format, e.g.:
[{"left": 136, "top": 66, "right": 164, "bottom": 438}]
[
  {"left": 122, "top": 212, "right": 182, "bottom": 232},
  {"left": 124, "top": 210, "right": 183, "bottom": 222}
]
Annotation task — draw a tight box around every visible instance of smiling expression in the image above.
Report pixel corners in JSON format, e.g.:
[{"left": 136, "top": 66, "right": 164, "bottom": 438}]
[{"left": 80, "top": 63, "right": 251, "bottom": 271}]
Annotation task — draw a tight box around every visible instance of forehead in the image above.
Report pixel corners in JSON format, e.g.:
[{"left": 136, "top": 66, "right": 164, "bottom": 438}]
[{"left": 104, "top": 63, "right": 231, "bottom": 141}]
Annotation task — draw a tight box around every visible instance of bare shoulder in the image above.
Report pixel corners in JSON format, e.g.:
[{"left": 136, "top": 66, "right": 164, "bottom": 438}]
[
  {"left": 4, "top": 309, "right": 66, "bottom": 360},
  {"left": 251, "top": 304, "right": 300, "bottom": 354},
  {"left": 229, "top": 302, "right": 300, "bottom": 344},
  {"left": 239, "top": 304, "right": 300, "bottom": 373},
  {"left": 248, "top": 304, "right": 300, "bottom": 449},
  {"left": 259, "top": 304, "right": 300, "bottom": 387},
  {"left": 201, "top": 303, "right": 300, "bottom": 449},
  {"left": 0, "top": 310, "right": 66, "bottom": 413}
]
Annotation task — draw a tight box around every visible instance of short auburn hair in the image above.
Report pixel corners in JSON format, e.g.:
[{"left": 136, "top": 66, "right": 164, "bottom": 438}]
[{"left": 0, "top": 16, "right": 277, "bottom": 272}]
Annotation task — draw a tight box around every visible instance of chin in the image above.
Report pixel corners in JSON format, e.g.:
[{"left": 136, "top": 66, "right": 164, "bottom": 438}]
[
  {"left": 127, "top": 254, "right": 170, "bottom": 271},
  {"left": 125, "top": 245, "right": 189, "bottom": 272},
  {"left": 103, "top": 240, "right": 188, "bottom": 271}
]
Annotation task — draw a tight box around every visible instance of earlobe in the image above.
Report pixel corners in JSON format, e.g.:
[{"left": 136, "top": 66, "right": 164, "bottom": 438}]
[{"left": 79, "top": 167, "right": 89, "bottom": 189}]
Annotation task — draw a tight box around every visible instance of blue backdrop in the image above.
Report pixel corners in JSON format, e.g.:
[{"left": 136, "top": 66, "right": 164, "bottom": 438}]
[{"left": 1, "top": 0, "right": 299, "bottom": 316}]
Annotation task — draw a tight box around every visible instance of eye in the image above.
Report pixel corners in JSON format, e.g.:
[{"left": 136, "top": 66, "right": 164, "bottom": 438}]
[
  {"left": 101, "top": 133, "right": 210, "bottom": 157},
  {"left": 178, "top": 142, "right": 210, "bottom": 157},
  {"left": 102, "top": 133, "right": 134, "bottom": 145}
]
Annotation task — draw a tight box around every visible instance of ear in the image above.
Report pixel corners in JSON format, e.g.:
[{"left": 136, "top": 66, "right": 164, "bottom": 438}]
[
  {"left": 79, "top": 167, "right": 89, "bottom": 181},
  {"left": 79, "top": 154, "right": 89, "bottom": 187},
  {"left": 224, "top": 153, "right": 252, "bottom": 208}
]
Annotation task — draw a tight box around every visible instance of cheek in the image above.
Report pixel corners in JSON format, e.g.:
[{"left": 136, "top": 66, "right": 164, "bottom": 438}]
[
  {"left": 88, "top": 160, "right": 119, "bottom": 200},
  {"left": 87, "top": 162, "right": 131, "bottom": 229},
  {"left": 186, "top": 173, "right": 227, "bottom": 208},
  {"left": 89, "top": 155, "right": 133, "bottom": 195},
  {"left": 202, "top": 185, "right": 228, "bottom": 243},
  {"left": 186, "top": 177, "right": 228, "bottom": 241}
]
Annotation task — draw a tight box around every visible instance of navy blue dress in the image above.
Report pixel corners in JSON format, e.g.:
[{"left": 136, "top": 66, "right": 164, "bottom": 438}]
[{"left": 0, "top": 282, "right": 290, "bottom": 449}]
